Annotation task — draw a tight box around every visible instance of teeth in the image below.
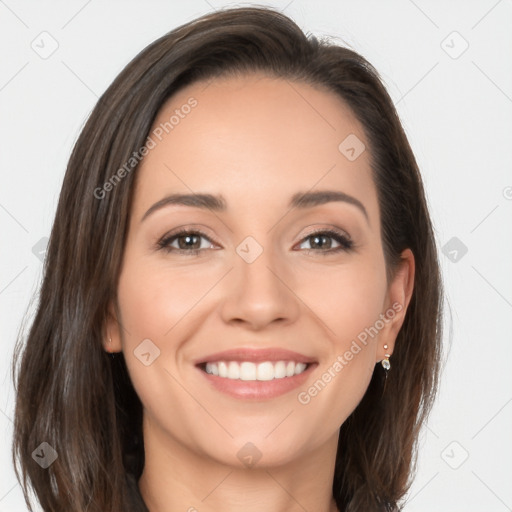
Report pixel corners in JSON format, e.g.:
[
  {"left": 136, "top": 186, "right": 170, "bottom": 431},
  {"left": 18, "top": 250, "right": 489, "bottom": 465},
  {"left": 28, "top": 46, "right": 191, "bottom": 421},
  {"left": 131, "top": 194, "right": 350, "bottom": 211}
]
[
  {"left": 240, "top": 362, "right": 256, "bottom": 380},
  {"left": 227, "top": 361, "right": 240, "bottom": 379},
  {"left": 204, "top": 361, "right": 307, "bottom": 380}
]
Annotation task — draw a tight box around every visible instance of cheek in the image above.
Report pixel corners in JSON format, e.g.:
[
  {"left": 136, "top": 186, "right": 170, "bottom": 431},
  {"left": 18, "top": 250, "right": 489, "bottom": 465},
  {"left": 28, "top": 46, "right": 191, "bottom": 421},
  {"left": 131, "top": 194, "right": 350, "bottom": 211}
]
[
  {"left": 115, "top": 259, "right": 197, "bottom": 423},
  {"left": 292, "top": 256, "right": 386, "bottom": 422},
  {"left": 294, "top": 255, "right": 388, "bottom": 343},
  {"left": 117, "top": 257, "right": 212, "bottom": 342},
  {"left": 296, "top": 317, "right": 378, "bottom": 432},
  {"left": 115, "top": 255, "right": 226, "bottom": 407}
]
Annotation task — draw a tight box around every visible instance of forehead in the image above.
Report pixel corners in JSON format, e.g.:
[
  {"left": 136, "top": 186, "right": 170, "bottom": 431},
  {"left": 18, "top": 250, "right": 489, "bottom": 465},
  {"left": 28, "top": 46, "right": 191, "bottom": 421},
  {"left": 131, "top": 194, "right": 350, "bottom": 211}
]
[{"left": 133, "top": 73, "right": 378, "bottom": 223}]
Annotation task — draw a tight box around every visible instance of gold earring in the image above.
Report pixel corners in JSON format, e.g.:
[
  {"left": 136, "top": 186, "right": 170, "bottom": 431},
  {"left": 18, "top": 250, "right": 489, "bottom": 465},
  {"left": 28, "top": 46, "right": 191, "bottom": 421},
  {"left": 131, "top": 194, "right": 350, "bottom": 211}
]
[{"left": 381, "top": 344, "right": 391, "bottom": 371}]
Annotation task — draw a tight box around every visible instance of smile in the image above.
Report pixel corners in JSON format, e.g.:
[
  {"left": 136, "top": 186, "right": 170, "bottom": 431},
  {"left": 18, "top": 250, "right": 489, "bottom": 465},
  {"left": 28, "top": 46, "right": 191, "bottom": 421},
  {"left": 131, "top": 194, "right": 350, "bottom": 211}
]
[
  {"left": 204, "top": 360, "right": 308, "bottom": 380},
  {"left": 195, "top": 348, "right": 317, "bottom": 400}
]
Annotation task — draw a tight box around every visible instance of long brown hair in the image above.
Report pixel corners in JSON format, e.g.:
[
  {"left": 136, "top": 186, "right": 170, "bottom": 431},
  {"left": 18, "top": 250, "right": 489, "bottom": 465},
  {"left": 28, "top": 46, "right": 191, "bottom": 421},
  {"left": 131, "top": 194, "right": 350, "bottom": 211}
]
[{"left": 12, "top": 6, "right": 443, "bottom": 511}]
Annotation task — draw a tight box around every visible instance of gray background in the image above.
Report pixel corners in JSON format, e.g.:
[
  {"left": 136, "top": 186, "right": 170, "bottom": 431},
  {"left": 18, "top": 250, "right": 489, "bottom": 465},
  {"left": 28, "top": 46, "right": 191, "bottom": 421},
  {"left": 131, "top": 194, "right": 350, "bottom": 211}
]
[{"left": 1, "top": 0, "right": 511, "bottom": 510}]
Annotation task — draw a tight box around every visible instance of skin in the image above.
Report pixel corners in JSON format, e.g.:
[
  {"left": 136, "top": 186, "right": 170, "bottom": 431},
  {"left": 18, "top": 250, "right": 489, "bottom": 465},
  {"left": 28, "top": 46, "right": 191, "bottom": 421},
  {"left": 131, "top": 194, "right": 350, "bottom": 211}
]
[{"left": 105, "top": 73, "right": 415, "bottom": 512}]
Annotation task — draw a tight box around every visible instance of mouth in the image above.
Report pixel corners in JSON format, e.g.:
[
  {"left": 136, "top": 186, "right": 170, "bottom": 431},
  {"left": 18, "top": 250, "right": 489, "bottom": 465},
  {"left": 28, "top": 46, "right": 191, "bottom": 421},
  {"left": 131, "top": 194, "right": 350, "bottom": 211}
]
[{"left": 194, "top": 348, "right": 317, "bottom": 400}]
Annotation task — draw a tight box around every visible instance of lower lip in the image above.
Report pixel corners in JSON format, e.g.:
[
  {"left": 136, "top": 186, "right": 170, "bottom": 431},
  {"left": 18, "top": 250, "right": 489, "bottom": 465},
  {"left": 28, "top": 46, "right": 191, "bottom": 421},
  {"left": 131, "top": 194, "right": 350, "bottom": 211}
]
[{"left": 197, "top": 364, "right": 317, "bottom": 400}]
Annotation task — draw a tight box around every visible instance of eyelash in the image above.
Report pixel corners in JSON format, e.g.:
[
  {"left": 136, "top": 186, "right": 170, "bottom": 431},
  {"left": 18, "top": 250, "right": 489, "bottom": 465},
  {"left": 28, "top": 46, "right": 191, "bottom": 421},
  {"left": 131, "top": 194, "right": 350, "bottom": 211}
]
[{"left": 156, "top": 228, "right": 354, "bottom": 256}]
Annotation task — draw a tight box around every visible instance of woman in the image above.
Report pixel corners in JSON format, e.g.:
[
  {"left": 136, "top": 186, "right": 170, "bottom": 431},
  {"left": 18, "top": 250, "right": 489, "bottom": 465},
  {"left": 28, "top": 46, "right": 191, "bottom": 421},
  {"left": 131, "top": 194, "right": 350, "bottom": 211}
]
[{"left": 12, "top": 6, "right": 443, "bottom": 511}]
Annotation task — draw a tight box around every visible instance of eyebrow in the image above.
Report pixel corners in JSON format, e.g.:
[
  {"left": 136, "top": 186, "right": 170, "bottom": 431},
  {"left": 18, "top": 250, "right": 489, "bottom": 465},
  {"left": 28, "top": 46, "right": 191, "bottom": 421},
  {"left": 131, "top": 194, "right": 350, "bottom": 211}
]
[
  {"left": 290, "top": 190, "right": 368, "bottom": 222},
  {"left": 141, "top": 190, "right": 369, "bottom": 223}
]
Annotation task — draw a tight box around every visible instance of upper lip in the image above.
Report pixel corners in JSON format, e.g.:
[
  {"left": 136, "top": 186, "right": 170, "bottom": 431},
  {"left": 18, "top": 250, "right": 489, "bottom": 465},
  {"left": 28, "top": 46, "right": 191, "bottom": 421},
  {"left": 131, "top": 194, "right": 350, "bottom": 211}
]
[{"left": 194, "top": 348, "right": 316, "bottom": 365}]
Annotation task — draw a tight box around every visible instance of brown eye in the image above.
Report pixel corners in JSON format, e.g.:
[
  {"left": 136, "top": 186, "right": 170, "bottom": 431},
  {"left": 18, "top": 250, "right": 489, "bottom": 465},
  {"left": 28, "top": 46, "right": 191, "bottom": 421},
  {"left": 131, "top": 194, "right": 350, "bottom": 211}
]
[
  {"left": 175, "top": 233, "right": 202, "bottom": 250},
  {"left": 157, "top": 230, "right": 216, "bottom": 254},
  {"left": 297, "top": 230, "right": 353, "bottom": 254}
]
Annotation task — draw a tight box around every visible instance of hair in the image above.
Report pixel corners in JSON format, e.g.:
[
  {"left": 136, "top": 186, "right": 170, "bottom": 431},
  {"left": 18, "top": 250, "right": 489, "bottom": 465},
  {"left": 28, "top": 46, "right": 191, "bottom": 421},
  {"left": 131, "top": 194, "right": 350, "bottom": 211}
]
[{"left": 12, "top": 5, "right": 443, "bottom": 512}]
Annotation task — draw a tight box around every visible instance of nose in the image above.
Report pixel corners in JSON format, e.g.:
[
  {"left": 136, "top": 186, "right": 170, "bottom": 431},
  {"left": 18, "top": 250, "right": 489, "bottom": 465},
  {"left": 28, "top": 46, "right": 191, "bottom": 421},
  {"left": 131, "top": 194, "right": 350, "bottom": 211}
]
[{"left": 219, "top": 244, "right": 301, "bottom": 331}]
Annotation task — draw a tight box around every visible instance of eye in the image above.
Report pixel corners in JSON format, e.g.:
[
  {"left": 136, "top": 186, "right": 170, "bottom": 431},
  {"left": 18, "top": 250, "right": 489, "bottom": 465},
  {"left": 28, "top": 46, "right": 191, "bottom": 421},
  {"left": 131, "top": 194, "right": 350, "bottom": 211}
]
[
  {"left": 157, "top": 229, "right": 218, "bottom": 255},
  {"left": 156, "top": 228, "right": 354, "bottom": 256},
  {"left": 296, "top": 229, "right": 354, "bottom": 254}
]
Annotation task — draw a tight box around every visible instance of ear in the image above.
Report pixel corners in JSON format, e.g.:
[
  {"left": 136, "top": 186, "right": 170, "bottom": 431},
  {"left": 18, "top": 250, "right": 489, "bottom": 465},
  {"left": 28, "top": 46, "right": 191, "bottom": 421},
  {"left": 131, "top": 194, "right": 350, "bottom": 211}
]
[
  {"left": 375, "top": 248, "right": 415, "bottom": 362},
  {"left": 102, "top": 301, "right": 123, "bottom": 353}
]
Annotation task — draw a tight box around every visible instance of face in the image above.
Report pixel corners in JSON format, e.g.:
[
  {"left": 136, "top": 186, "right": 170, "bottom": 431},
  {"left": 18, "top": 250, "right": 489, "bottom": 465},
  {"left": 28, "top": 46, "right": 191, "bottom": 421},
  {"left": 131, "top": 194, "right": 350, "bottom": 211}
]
[{"left": 107, "top": 73, "right": 414, "bottom": 468}]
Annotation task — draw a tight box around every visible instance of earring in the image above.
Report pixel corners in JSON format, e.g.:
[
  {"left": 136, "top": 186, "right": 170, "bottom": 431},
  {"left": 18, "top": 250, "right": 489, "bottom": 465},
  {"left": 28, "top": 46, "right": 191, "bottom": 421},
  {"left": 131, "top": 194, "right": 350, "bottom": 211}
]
[{"left": 381, "top": 344, "right": 391, "bottom": 371}]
